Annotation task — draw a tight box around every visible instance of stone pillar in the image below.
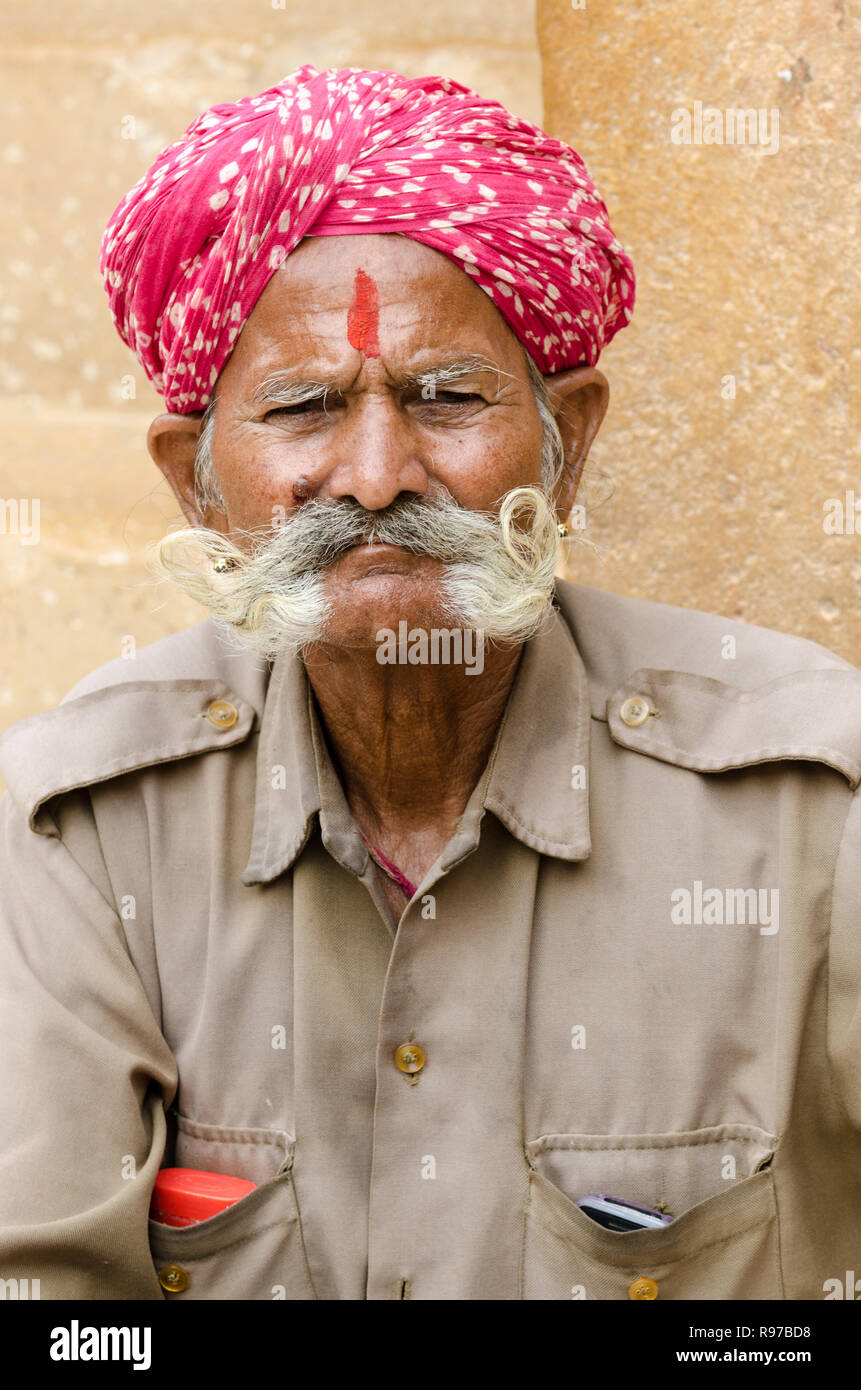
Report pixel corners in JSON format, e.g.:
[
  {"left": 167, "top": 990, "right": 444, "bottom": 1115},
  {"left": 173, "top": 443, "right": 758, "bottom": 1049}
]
[{"left": 539, "top": 0, "right": 859, "bottom": 661}]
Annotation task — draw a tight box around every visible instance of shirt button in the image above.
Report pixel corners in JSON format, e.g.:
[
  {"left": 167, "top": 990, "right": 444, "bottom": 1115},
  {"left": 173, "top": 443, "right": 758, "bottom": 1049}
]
[
  {"left": 158, "top": 1264, "right": 190, "bottom": 1294},
  {"left": 620, "top": 695, "right": 651, "bottom": 727},
  {"left": 206, "top": 699, "right": 238, "bottom": 730},
  {"left": 628, "top": 1276, "right": 659, "bottom": 1300},
  {"left": 394, "top": 1042, "right": 426, "bottom": 1075}
]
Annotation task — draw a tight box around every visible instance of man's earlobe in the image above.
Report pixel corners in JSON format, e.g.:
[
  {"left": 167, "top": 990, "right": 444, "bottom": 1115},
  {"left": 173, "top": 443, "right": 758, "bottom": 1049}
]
[{"left": 147, "top": 412, "right": 227, "bottom": 531}]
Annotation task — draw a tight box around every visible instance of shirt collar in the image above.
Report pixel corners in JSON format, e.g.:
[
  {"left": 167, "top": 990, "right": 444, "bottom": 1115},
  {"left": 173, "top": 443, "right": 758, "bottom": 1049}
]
[
  {"left": 481, "top": 603, "right": 592, "bottom": 861},
  {"left": 241, "top": 598, "right": 592, "bottom": 886}
]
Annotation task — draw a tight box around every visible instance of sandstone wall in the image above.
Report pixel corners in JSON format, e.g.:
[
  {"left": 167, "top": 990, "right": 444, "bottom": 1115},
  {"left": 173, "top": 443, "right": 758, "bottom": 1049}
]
[{"left": 539, "top": 0, "right": 859, "bottom": 662}]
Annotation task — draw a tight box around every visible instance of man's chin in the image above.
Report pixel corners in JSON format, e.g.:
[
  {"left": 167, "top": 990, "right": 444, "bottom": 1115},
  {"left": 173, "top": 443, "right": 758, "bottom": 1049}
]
[{"left": 315, "top": 603, "right": 465, "bottom": 656}]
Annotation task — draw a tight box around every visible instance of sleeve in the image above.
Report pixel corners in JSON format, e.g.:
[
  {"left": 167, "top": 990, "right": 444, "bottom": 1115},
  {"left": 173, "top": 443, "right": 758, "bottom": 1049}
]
[
  {"left": 828, "top": 786, "right": 861, "bottom": 1130},
  {"left": 0, "top": 787, "right": 178, "bottom": 1299}
]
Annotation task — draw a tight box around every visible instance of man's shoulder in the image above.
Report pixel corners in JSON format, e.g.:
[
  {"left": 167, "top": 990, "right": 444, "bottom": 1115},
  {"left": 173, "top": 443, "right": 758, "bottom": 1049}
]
[
  {"left": 555, "top": 580, "right": 861, "bottom": 790},
  {"left": 556, "top": 579, "right": 856, "bottom": 688},
  {"left": 0, "top": 620, "right": 267, "bottom": 833},
  {"left": 61, "top": 618, "right": 268, "bottom": 703}
]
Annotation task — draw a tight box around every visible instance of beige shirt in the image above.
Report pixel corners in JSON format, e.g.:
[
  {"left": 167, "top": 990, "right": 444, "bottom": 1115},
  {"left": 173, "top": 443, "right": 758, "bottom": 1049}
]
[{"left": 1, "top": 579, "right": 860, "bottom": 1301}]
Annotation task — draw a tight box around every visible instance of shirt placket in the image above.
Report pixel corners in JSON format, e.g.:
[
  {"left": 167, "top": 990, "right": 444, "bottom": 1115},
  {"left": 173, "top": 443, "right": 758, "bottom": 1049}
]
[
  {"left": 365, "top": 816, "right": 541, "bottom": 1300},
  {"left": 289, "top": 834, "right": 393, "bottom": 1300}
]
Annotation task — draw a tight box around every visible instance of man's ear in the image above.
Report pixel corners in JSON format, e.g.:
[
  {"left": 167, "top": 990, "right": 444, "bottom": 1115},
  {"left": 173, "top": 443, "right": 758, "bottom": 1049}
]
[
  {"left": 147, "top": 413, "right": 228, "bottom": 533},
  {"left": 542, "top": 365, "right": 609, "bottom": 517}
]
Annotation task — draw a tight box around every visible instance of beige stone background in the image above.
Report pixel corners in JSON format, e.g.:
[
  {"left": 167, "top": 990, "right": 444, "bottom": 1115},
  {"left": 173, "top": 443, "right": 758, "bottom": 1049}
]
[
  {"left": 543, "top": 0, "right": 860, "bottom": 659},
  {"left": 0, "top": 0, "right": 858, "bottom": 753}
]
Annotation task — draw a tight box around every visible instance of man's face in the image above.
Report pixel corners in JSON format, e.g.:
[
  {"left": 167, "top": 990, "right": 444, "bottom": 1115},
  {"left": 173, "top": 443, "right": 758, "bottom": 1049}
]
[{"left": 206, "top": 233, "right": 546, "bottom": 645}]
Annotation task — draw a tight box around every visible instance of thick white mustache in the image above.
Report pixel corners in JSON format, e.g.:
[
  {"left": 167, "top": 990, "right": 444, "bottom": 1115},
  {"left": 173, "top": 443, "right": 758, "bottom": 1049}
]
[{"left": 152, "top": 486, "right": 562, "bottom": 660}]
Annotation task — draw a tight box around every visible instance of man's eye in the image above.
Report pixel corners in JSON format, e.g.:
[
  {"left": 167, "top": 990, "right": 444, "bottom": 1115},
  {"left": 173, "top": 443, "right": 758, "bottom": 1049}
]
[
  {"left": 423, "top": 391, "right": 484, "bottom": 404},
  {"left": 264, "top": 400, "right": 327, "bottom": 419}
]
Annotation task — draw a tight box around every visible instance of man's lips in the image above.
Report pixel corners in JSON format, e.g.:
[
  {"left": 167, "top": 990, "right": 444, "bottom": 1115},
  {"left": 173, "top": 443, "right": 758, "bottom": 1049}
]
[
  {"left": 344, "top": 541, "right": 413, "bottom": 568},
  {"left": 332, "top": 540, "right": 436, "bottom": 576}
]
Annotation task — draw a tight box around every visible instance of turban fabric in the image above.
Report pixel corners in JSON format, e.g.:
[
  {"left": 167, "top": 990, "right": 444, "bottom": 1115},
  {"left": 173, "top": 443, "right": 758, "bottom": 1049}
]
[{"left": 101, "top": 65, "right": 635, "bottom": 413}]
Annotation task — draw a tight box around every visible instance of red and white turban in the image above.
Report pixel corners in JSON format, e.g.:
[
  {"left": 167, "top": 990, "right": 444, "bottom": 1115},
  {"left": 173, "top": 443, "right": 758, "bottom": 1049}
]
[{"left": 100, "top": 65, "right": 635, "bottom": 413}]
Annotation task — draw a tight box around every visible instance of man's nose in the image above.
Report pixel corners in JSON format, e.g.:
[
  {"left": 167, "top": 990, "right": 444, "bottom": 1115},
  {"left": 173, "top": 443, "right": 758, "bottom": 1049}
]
[{"left": 323, "top": 394, "right": 430, "bottom": 511}]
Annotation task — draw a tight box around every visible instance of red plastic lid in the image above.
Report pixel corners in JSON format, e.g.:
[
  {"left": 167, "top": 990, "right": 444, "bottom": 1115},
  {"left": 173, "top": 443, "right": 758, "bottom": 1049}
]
[{"left": 150, "top": 1167, "right": 257, "bottom": 1228}]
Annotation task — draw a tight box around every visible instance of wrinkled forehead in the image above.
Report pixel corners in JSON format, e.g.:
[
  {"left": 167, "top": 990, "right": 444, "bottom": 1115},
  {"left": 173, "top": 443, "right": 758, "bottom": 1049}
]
[{"left": 218, "top": 231, "right": 532, "bottom": 392}]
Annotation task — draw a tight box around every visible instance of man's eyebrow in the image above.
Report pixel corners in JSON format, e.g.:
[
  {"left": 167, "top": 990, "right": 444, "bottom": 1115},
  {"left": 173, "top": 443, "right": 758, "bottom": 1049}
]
[
  {"left": 247, "top": 375, "right": 335, "bottom": 409},
  {"left": 391, "top": 355, "right": 509, "bottom": 392},
  {"left": 246, "top": 355, "right": 509, "bottom": 408}
]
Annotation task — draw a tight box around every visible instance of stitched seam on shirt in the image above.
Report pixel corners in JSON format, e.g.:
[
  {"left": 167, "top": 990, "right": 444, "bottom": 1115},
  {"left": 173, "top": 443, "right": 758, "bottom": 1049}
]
[
  {"left": 484, "top": 795, "right": 581, "bottom": 856},
  {"left": 612, "top": 737, "right": 855, "bottom": 768},
  {"left": 293, "top": 1197, "right": 319, "bottom": 1300},
  {"left": 60, "top": 677, "right": 244, "bottom": 704},
  {"left": 259, "top": 814, "right": 318, "bottom": 884},
  {"left": 520, "top": 1179, "right": 533, "bottom": 1300},
  {"left": 770, "top": 1169, "right": 787, "bottom": 1299},
  {"left": 527, "top": 1131, "right": 777, "bottom": 1155},
  {"left": 610, "top": 737, "right": 857, "bottom": 782},
  {"left": 31, "top": 732, "right": 252, "bottom": 806},
  {"left": 172, "top": 1111, "right": 291, "bottom": 1148},
  {"left": 823, "top": 791, "right": 860, "bottom": 1131}
]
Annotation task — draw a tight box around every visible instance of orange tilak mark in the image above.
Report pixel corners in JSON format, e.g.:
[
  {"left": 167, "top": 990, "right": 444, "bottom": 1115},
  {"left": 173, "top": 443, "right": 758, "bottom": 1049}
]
[{"left": 346, "top": 268, "right": 380, "bottom": 357}]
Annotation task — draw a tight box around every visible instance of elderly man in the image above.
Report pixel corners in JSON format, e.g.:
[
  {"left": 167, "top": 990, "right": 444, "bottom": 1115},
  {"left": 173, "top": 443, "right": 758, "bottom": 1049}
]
[{"left": 1, "top": 65, "right": 859, "bottom": 1304}]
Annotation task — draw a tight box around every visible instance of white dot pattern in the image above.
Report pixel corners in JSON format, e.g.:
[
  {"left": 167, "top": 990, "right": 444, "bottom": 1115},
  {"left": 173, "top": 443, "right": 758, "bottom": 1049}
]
[{"left": 100, "top": 64, "right": 636, "bottom": 412}]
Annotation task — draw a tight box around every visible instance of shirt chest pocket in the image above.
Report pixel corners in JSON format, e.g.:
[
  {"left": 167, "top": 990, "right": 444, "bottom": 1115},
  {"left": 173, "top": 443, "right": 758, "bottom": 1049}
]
[
  {"left": 521, "top": 1125, "right": 782, "bottom": 1300},
  {"left": 148, "top": 1112, "right": 316, "bottom": 1300}
]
